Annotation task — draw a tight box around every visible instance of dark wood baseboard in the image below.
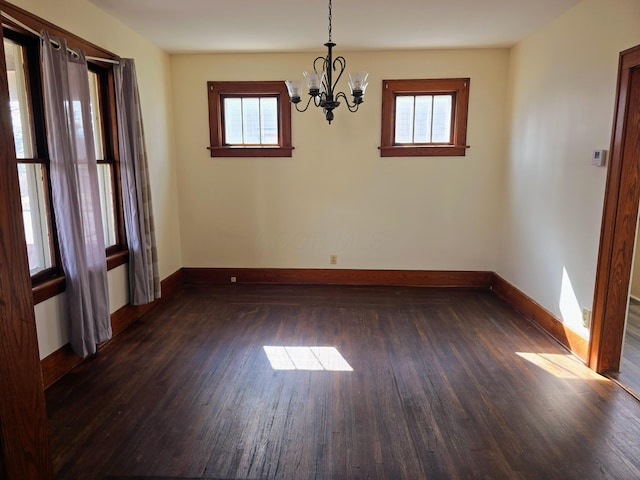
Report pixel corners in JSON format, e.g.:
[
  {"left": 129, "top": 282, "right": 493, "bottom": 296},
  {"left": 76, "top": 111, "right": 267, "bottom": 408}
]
[
  {"left": 40, "top": 344, "right": 80, "bottom": 391},
  {"left": 183, "top": 267, "right": 493, "bottom": 288},
  {"left": 111, "top": 268, "right": 185, "bottom": 337},
  {"left": 161, "top": 267, "right": 186, "bottom": 297},
  {"left": 41, "top": 268, "right": 185, "bottom": 389},
  {"left": 110, "top": 303, "right": 153, "bottom": 337},
  {"left": 491, "top": 274, "right": 589, "bottom": 362}
]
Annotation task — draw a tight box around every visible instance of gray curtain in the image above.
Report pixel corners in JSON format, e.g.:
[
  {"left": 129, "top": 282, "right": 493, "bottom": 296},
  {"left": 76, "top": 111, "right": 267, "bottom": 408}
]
[
  {"left": 114, "top": 58, "right": 160, "bottom": 305},
  {"left": 40, "top": 31, "right": 111, "bottom": 357}
]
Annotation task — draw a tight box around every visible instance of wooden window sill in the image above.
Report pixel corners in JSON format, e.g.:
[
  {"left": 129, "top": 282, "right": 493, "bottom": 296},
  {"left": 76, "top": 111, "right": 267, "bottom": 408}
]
[
  {"left": 379, "top": 145, "right": 469, "bottom": 157},
  {"left": 32, "top": 249, "right": 129, "bottom": 305},
  {"left": 208, "top": 146, "right": 294, "bottom": 158}
]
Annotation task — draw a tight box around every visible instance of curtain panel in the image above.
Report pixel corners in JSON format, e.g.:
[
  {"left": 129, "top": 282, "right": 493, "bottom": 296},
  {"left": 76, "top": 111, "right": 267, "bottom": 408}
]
[
  {"left": 114, "top": 58, "right": 160, "bottom": 305},
  {"left": 40, "top": 31, "right": 111, "bottom": 357}
]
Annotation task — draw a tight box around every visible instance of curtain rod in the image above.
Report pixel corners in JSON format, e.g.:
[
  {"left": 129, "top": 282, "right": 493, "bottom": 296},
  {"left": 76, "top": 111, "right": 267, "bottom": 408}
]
[{"left": 1, "top": 10, "right": 119, "bottom": 64}]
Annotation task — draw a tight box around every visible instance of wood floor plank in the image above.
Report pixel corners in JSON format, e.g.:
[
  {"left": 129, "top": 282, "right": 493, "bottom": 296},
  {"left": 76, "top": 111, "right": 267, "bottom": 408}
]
[
  {"left": 46, "top": 285, "right": 640, "bottom": 480},
  {"left": 610, "top": 299, "right": 640, "bottom": 398}
]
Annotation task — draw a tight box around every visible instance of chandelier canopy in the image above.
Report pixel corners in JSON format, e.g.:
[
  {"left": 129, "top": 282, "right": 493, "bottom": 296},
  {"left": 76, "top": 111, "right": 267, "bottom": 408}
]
[{"left": 285, "top": 0, "right": 368, "bottom": 124}]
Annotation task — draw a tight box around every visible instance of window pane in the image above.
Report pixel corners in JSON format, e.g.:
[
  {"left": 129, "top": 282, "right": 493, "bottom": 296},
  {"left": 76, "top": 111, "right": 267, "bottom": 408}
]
[
  {"left": 223, "top": 97, "right": 243, "bottom": 144},
  {"left": 260, "top": 97, "right": 278, "bottom": 145},
  {"left": 97, "top": 163, "right": 117, "bottom": 247},
  {"left": 88, "top": 71, "right": 105, "bottom": 160},
  {"left": 394, "top": 94, "right": 453, "bottom": 145},
  {"left": 4, "top": 39, "right": 34, "bottom": 159},
  {"left": 18, "top": 163, "right": 53, "bottom": 274},
  {"left": 223, "top": 95, "right": 281, "bottom": 146},
  {"left": 414, "top": 95, "right": 433, "bottom": 143},
  {"left": 395, "top": 96, "right": 414, "bottom": 143},
  {"left": 432, "top": 95, "right": 453, "bottom": 143},
  {"left": 241, "top": 97, "right": 261, "bottom": 144}
]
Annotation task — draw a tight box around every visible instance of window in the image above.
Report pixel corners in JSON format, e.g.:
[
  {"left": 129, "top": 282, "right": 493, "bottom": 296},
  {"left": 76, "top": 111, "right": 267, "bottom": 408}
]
[
  {"left": 379, "top": 78, "right": 470, "bottom": 157},
  {"left": 207, "top": 81, "right": 293, "bottom": 157},
  {"left": 2, "top": 19, "right": 126, "bottom": 299},
  {"left": 88, "top": 66, "right": 121, "bottom": 251},
  {"left": 4, "top": 32, "right": 57, "bottom": 278}
]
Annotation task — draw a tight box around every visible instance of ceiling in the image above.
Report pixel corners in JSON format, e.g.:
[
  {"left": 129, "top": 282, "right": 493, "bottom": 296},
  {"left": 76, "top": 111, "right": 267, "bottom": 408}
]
[{"left": 88, "top": 0, "right": 582, "bottom": 54}]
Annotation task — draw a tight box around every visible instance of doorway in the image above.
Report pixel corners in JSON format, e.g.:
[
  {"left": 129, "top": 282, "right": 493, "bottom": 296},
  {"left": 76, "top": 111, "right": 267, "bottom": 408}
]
[
  {"left": 604, "top": 222, "right": 640, "bottom": 397},
  {"left": 610, "top": 301, "right": 640, "bottom": 396},
  {"left": 590, "top": 44, "right": 640, "bottom": 374}
]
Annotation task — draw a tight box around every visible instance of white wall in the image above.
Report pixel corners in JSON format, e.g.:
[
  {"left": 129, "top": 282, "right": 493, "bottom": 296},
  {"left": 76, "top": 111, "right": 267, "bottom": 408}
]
[
  {"left": 35, "top": 265, "right": 128, "bottom": 358},
  {"left": 499, "top": 0, "right": 640, "bottom": 338},
  {"left": 6, "top": 0, "right": 183, "bottom": 357},
  {"left": 171, "top": 49, "right": 509, "bottom": 271}
]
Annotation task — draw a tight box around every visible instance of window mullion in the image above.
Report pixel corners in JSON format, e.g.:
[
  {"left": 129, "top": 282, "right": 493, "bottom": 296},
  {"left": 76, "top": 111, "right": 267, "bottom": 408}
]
[
  {"left": 240, "top": 97, "right": 246, "bottom": 145},
  {"left": 429, "top": 95, "right": 435, "bottom": 143},
  {"left": 411, "top": 96, "right": 417, "bottom": 144},
  {"left": 259, "top": 97, "right": 263, "bottom": 145}
]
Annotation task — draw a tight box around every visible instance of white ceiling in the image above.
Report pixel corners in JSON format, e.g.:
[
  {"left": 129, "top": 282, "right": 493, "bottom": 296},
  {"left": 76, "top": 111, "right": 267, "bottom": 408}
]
[{"left": 88, "top": 0, "right": 582, "bottom": 54}]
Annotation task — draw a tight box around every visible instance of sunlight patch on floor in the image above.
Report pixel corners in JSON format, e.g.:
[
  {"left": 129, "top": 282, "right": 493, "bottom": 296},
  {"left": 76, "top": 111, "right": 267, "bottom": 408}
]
[
  {"left": 516, "top": 352, "right": 594, "bottom": 380},
  {"left": 263, "top": 346, "right": 353, "bottom": 371}
]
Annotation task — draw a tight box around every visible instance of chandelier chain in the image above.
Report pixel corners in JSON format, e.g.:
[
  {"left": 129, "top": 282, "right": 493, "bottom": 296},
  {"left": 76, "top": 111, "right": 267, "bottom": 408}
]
[{"left": 328, "top": 0, "right": 332, "bottom": 42}]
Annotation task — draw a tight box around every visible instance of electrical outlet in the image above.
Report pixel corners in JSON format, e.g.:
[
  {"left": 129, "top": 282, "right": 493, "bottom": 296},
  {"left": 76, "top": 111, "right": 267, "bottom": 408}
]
[
  {"left": 230, "top": 276, "right": 237, "bottom": 283},
  {"left": 582, "top": 308, "right": 591, "bottom": 328},
  {"left": 330, "top": 255, "right": 337, "bottom": 265}
]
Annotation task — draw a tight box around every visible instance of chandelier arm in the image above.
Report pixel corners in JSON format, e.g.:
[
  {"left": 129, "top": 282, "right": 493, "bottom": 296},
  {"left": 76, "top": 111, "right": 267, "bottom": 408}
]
[
  {"left": 335, "top": 91, "right": 360, "bottom": 112},
  {"left": 331, "top": 56, "right": 346, "bottom": 93},
  {"left": 313, "top": 55, "right": 326, "bottom": 71},
  {"left": 293, "top": 94, "right": 316, "bottom": 113},
  {"left": 313, "top": 55, "right": 331, "bottom": 94}
]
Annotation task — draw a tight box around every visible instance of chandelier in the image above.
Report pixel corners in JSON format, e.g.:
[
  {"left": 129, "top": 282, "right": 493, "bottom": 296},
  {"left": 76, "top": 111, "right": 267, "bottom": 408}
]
[{"left": 285, "top": 0, "right": 368, "bottom": 124}]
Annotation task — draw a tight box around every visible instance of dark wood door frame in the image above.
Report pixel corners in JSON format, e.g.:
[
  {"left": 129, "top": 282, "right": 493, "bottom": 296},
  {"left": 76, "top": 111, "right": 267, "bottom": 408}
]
[
  {"left": 590, "top": 44, "right": 640, "bottom": 373},
  {"left": 0, "top": 29, "right": 53, "bottom": 479}
]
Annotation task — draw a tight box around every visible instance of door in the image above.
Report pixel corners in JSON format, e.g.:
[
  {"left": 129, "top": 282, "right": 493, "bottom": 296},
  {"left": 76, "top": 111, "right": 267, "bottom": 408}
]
[{"left": 590, "top": 45, "right": 640, "bottom": 373}]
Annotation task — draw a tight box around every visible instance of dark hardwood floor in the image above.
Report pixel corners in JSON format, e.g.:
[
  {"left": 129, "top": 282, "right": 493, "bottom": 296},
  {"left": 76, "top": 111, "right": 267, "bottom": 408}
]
[
  {"left": 611, "top": 298, "right": 640, "bottom": 398},
  {"left": 46, "top": 285, "right": 640, "bottom": 480}
]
